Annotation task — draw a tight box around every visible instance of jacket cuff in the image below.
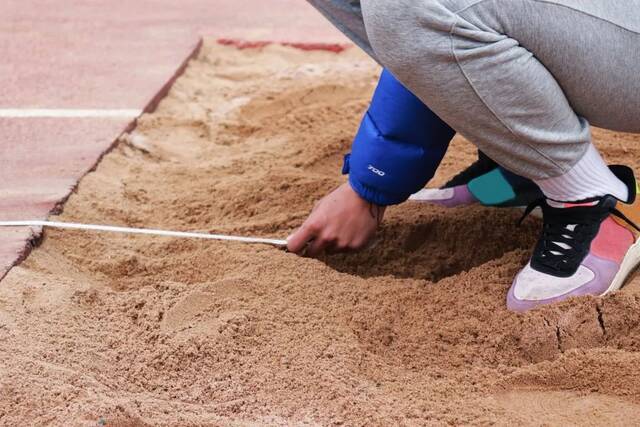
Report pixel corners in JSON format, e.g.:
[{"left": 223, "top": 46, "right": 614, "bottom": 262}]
[{"left": 342, "top": 154, "right": 408, "bottom": 206}]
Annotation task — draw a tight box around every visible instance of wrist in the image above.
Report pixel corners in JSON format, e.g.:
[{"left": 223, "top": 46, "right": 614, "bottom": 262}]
[
  {"left": 344, "top": 182, "right": 386, "bottom": 224},
  {"left": 346, "top": 180, "right": 376, "bottom": 206}
]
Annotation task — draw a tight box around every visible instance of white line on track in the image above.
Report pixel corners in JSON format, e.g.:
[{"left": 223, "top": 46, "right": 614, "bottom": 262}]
[
  {"left": 0, "top": 109, "right": 142, "bottom": 118},
  {"left": 0, "top": 220, "right": 288, "bottom": 247}
]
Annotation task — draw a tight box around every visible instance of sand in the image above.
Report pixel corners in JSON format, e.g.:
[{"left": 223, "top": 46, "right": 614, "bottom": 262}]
[{"left": 1, "top": 41, "right": 640, "bottom": 426}]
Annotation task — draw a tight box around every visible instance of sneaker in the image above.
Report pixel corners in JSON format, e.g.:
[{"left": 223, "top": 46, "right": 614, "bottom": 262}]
[
  {"left": 444, "top": 150, "right": 499, "bottom": 187},
  {"left": 507, "top": 165, "right": 640, "bottom": 312},
  {"left": 409, "top": 152, "right": 542, "bottom": 208}
]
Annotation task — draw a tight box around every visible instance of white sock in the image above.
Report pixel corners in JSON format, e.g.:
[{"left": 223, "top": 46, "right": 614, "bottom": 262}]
[{"left": 535, "top": 144, "right": 629, "bottom": 202}]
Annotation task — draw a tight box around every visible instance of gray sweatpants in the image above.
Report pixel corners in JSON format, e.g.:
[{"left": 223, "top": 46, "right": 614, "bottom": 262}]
[
  {"left": 360, "top": 0, "right": 640, "bottom": 179},
  {"left": 306, "top": 0, "right": 377, "bottom": 61}
]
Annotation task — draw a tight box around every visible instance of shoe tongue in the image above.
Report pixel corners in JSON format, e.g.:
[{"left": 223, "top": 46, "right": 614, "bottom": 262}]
[{"left": 546, "top": 199, "right": 600, "bottom": 209}]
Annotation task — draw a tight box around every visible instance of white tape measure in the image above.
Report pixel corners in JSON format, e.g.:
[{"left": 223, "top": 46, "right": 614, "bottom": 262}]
[{"left": 0, "top": 220, "right": 287, "bottom": 247}]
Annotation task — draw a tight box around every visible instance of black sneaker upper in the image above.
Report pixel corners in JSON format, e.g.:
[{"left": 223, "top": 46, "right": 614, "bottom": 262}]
[
  {"left": 495, "top": 169, "right": 543, "bottom": 208},
  {"left": 442, "top": 150, "right": 543, "bottom": 207},
  {"left": 443, "top": 150, "right": 498, "bottom": 188},
  {"left": 519, "top": 165, "right": 639, "bottom": 278},
  {"left": 522, "top": 197, "right": 616, "bottom": 277}
]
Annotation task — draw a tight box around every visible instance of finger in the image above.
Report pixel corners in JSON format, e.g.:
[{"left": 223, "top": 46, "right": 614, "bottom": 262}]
[
  {"left": 305, "top": 236, "right": 330, "bottom": 257},
  {"left": 325, "top": 236, "right": 352, "bottom": 254},
  {"left": 287, "top": 224, "right": 317, "bottom": 254}
]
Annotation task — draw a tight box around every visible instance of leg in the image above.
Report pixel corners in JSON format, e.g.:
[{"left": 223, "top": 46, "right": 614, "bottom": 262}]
[
  {"left": 361, "top": 0, "right": 640, "bottom": 311},
  {"left": 309, "top": 0, "right": 539, "bottom": 212},
  {"left": 306, "top": 0, "right": 378, "bottom": 62},
  {"left": 361, "top": 0, "right": 640, "bottom": 200},
  {"left": 309, "top": 0, "right": 541, "bottom": 210}
]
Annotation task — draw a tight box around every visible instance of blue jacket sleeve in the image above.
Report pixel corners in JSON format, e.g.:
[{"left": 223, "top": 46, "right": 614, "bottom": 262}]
[{"left": 342, "top": 69, "right": 455, "bottom": 205}]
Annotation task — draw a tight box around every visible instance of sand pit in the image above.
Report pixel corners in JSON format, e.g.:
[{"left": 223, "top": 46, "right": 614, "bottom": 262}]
[{"left": 2, "top": 41, "right": 640, "bottom": 425}]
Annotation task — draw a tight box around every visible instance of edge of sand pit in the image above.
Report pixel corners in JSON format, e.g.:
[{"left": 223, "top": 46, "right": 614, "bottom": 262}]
[
  {"left": 0, "top": 38, "right": 355, "bottom": 282},
  {"left": 0, "top": 38, "right": 204, "bottom": 283}
]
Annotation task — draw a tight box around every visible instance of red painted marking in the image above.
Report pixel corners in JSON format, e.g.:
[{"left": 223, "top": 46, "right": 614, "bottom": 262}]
[
  {"left": 282, "top": 42, "right": 349, "bottom": 53},
  {"left": 218, "top": 38, "right": 272, "bottom": 49},
  {"left": 217, "top": 38, "right": 351, "bottom": 53}
]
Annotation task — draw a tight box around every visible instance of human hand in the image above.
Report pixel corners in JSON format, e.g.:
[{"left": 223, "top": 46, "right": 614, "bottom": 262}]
[{"left": 287, "top": 182, "right": 385, "bottom": 256}]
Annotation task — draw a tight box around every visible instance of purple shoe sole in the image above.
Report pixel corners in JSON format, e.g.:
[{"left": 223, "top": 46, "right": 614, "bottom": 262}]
[
  {"left": 410, "top": 185, "right": 477, "bottom": 208},
  {"left": 506, "top": 254, "right": 618, "bottom": 312}
]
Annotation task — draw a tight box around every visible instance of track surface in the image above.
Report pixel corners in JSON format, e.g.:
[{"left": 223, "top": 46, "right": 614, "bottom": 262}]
[{"left": 0, "top": 0, "right": 347, "bottom": 280}]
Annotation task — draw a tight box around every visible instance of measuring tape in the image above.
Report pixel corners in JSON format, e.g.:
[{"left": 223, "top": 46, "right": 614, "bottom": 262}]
[{"left": 0, "top": 220, "right": 288, "bottom": 247}]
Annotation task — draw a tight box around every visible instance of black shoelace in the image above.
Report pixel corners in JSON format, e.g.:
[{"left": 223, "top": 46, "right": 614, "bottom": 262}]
[{"left": 519, "top": 196, "right": 640, "bottom": 277}]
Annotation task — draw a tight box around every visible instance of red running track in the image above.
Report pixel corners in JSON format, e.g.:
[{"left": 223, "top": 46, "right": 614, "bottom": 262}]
[{"left": 0, "top": 0, "right": 348, "bottom": 280}]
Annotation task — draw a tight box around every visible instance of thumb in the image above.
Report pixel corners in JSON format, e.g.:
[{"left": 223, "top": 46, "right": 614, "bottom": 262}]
[{"left": 287, "top": 223, "right": 317, "bottom": 254}]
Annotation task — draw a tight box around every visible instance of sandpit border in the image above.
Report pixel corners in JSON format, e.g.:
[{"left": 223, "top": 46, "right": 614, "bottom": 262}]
[{"left": 0, "top": 38, "right": 355, "bottom": 282}]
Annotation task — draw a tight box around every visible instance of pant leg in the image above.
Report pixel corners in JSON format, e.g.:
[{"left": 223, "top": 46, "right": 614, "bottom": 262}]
[
  {"left": 306, "top": 0, "right": 380, "bottom": 62},
  {"left": 361, "top": 0, "right": 640, "bottom": 180}
]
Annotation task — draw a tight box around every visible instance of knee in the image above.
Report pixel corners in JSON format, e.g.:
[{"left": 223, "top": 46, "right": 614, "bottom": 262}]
[{"left": 361, "top": 0, "right": 453, "bottom": 80}]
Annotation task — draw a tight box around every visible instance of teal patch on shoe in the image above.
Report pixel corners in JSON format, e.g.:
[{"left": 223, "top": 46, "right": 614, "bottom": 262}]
[{"left": 467, "top": 168, "right": 516, "bottom": 206}]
